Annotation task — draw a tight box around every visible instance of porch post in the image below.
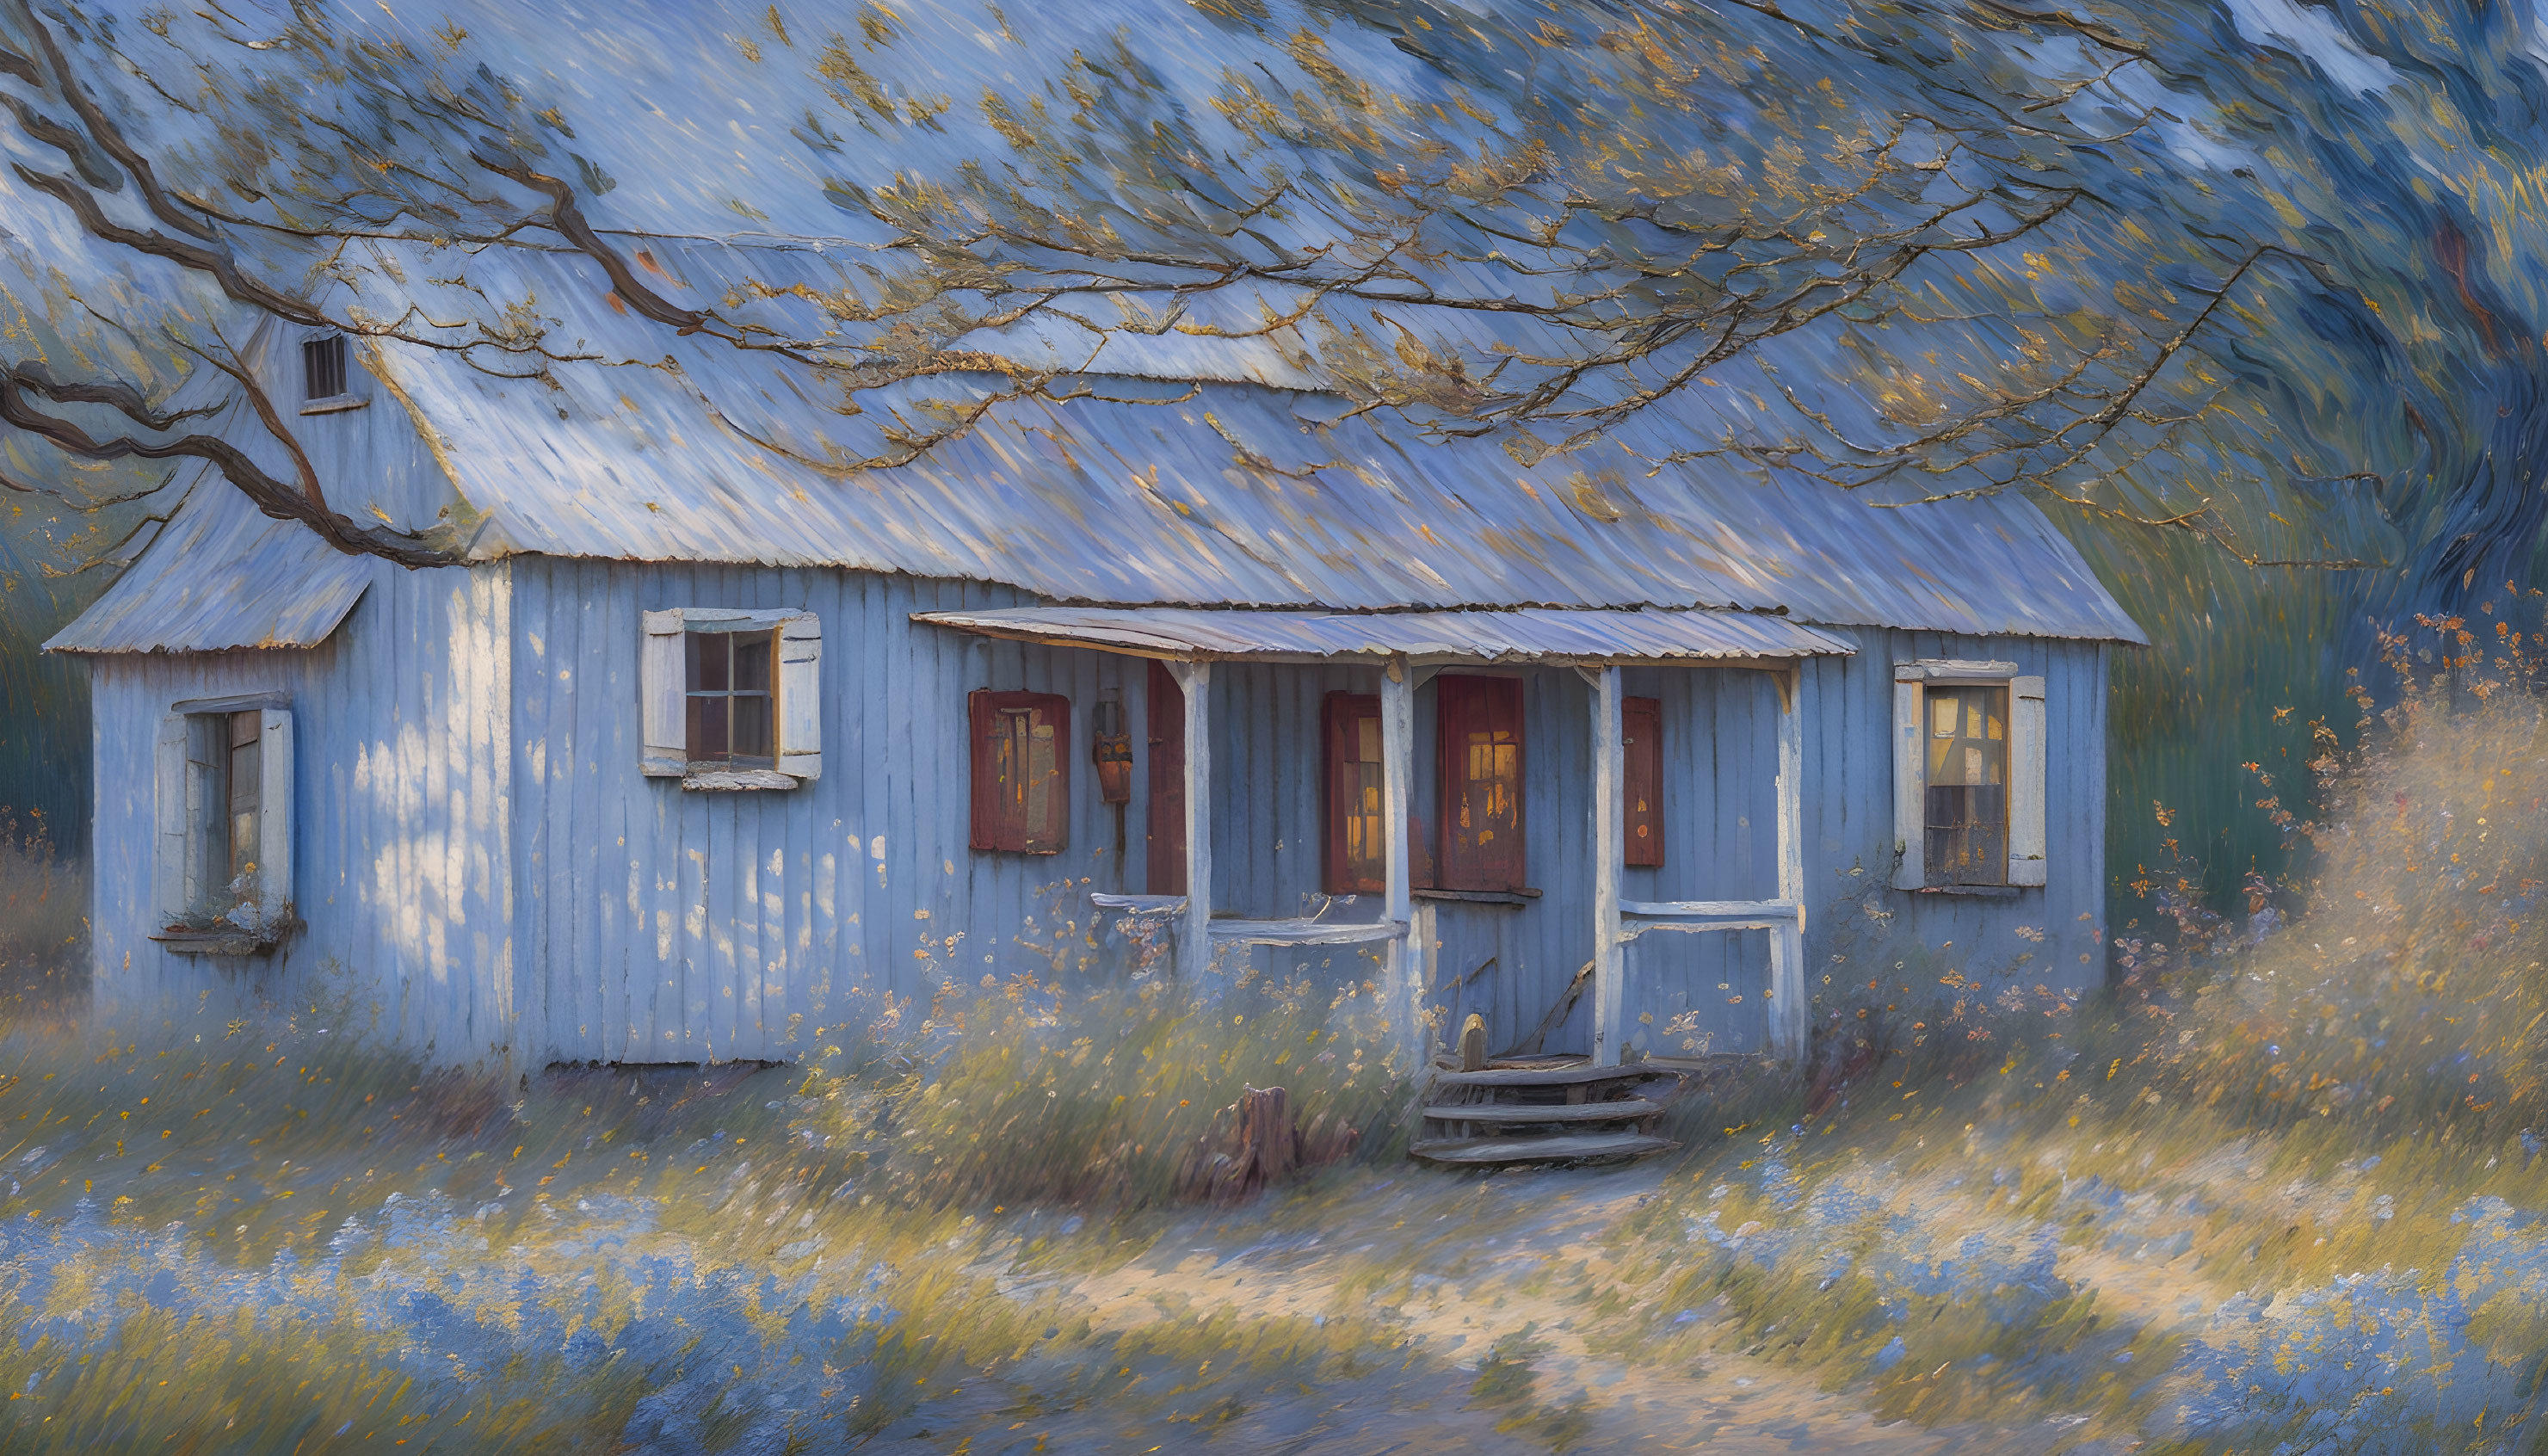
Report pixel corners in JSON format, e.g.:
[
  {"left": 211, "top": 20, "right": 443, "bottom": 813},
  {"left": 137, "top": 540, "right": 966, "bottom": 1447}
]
[
  {"left": 1381, "top": 657, "right": 1417, "bottom": 1060},
  {"left": 1771, "top": 665, "right": 1807, "bottom": 1057},
  {"left": 1590, "top": 663, "right": 1626, "bottom": 1067},
  {"left": 1169, "top": 660, "right": 1213, "bottom": 986}
]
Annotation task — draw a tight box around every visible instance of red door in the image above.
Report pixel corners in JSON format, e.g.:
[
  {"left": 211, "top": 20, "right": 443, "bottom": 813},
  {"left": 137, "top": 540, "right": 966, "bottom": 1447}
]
[
  {"left": 1435, "top": 674, "right": 1525, "bottom": 891},
  {"left": 1145, "top": 660, "right": 1186, "bottom": 896}
]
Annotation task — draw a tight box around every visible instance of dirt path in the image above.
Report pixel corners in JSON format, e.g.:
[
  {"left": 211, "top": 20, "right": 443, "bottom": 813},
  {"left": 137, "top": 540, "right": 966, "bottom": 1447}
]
[{"left": 890, "top": 1165, "right": 2108, "bottom": 1454}]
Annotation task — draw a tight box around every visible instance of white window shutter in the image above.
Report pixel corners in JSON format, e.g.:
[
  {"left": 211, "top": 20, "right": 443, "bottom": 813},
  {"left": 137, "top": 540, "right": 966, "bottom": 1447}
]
[
  {"left": 256, "top": 709, "right": 295, "bottom": 924},
  {"left": 641, "top": 609, "right": 685, "bottom": 776},
  {"left": 2008, "top": 675, "right": 2047, "bottom": 886},
  {"left": 1891, "top": 680, "right": 1925, "bottom": 890},
  {"left": 777, "top": 614, "right": 822, "bottom": 780},
  {"left": 182, "top": 716, "right": 220, "bottom": 915},
  {"left": 153, "top": 714, "right": 188, "bottom": 923}
]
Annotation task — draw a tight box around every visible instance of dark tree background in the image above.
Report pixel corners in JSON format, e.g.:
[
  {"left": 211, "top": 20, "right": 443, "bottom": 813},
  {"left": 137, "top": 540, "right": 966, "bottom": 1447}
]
[{"left": 0, "top": 0, "right": 2539, "bottom": 924}]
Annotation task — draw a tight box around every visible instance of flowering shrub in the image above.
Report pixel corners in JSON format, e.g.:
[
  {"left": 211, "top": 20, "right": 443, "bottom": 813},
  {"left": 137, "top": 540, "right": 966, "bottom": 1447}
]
[{"left": 2159, "top": 613, "right": 2548, "bottom": 1133}]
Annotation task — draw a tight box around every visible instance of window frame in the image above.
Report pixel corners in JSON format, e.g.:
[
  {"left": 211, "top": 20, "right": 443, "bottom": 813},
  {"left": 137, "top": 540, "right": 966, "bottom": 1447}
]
[
  {"left": 969, "top": 689, "right": 1072, "bottom": 854},
  {"left": 683, "top": 626, "right": 780, "bottom": 771},
  {"left": 639, "top": 608, "right": 822, "bottom": 789},
  {"left": 297, "top": 332, "right": 367, "bottom": 416},
  {"left": 153, "top": 692, "right": 294, "bottom": 952},
  {"left": 1321, "top": 690, "right": 1385, "bottom": 895},
  {"left": 1434, "top": 673, "right": 1527, "bottom": 893},
  {"left": 1891, "top": 660, "right": 2045, "bottom": 891},
  {"left": 1920, "top": 682, "right": 2011, "bottom": 886}
]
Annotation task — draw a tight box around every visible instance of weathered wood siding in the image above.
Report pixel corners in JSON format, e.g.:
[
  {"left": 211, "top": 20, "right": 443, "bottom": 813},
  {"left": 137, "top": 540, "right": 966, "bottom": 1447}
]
[
  {"left": 508, "top": 558, "right": 1149, "bottom": 1064},
  {"left": 1193, "top": 633, "right": 2108, "bottom": 1059},
  {"left": 85, "top": 549, "right": 2111, "bottom": 1067},
  {"left": 1181, "top": 634, "right": 2104, "bottom": 1058},
  {"left": 86, "top": 564, "right": 517, "bottom": 1058},
  {"left": 1789, "top": 629, "right": 2112, "bottom": 1046}
]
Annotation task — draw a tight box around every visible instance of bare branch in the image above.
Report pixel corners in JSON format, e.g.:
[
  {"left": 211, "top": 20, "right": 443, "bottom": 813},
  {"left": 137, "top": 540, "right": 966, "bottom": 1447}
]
[{"left": 0, "top": 360, "right": 455, "bottom": 567}]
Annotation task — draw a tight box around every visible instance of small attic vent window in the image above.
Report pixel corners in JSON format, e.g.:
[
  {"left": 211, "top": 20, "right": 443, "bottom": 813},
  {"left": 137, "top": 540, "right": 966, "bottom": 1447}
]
[{"left": 302, "top": 336, "right": 348, "bottom": 402}]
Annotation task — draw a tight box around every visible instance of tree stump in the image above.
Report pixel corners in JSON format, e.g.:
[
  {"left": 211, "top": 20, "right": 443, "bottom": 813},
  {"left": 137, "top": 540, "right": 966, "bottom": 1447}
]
[
  {"left": 1229, "top": 1083, "right": 1297, "bottom": 1196},
  {"left": 1174, "top": 1084, "right": 1362, "bottom": 1204}
]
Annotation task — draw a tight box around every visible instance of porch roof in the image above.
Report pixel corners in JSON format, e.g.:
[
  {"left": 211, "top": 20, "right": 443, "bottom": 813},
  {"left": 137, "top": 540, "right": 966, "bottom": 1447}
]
[
  {"left": 909, "top": 605, "right": 1855, "bottom": 664},
  {"left": 43, "top": 460, "right": 381, "bottom": 655}
]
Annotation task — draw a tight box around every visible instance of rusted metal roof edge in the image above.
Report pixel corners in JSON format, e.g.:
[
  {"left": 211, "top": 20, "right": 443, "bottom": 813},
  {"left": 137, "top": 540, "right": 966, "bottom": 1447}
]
[
  {"left": 43, "top": 473, "right": 382, "bottom": 656},
  {"left": 908, "top": 605, "right": 1860, "bottom": 663},
  {"left": 45, "top": 578, "right": 370, "bottom": 656}
]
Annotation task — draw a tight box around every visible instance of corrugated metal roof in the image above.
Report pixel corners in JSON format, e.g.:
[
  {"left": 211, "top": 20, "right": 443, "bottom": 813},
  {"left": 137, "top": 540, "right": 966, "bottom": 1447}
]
[
  {"left": 910, "top": 606, "right": 1855, "bottom": 663},
  {"left": 319, "top": 247, "right": 2141, "bottom": 641},
  {"left": 62, "top": 304, "right": 2147, "bottom": 645},
  {"left": 44, "top": 467, "right": 380, "bottom": 655},
  {"left": 40, "top": 0, "right": 2150, "bottom": 650}
]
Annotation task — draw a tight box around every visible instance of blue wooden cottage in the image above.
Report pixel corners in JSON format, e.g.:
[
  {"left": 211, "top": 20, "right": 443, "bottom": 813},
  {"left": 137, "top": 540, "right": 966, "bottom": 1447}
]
[{"left": 45, "top": 234, "right": 2143, "bottom": 1071}]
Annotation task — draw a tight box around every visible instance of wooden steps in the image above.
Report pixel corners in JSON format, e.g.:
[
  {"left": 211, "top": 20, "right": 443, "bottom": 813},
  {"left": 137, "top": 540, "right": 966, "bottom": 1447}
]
[
  {"left": 1431, "top": 1060, "right": 1671, "bottom": 1089},
  {"left": 1410, "top": 1055, "right": 1683, "bottom": 1169},
  {"left": 1410, "top": 1132, "right": 1675, "bottom": 1166},
  {"left": 1417, "top": 1097, "right": 1662, "bottom": 1125}
]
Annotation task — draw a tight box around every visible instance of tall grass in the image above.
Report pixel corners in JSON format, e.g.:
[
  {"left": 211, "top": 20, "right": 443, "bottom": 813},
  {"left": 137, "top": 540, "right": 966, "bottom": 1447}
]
[
  {"left": 2119, "top": 612, "right": 2548, "bottom": 1144},
  {"left": 11, "top": 634, "right": 2548, "bottom": 1450},
  {"left": 0, "top": 808, "right": 83, "bottom": 1020},
  {"left": 854, "top": 959, "right": 1416, "bottom": 1211},
  {"left": 1562, "top": 626, "right": 2548, "bottom": 1453},
  {"left": 0, "top": 945, "right": 1435, "bottom": 1451}
]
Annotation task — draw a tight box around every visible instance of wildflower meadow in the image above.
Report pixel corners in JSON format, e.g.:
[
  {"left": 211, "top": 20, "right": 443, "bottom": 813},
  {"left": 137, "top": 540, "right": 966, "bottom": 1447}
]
[{"left": 6, "top": 626, "right": 2548, "bottom": 1452}]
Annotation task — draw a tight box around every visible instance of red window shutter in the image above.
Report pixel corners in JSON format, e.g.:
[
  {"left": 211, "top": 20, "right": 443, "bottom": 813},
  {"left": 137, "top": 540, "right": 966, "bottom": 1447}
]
[
  {"left": 968, "top": 690, "right": 1002, "bottom": 851},
  {"left": 1435, "top": 675, "right": 1525, "bottom": 891},
  {"left": 1321, "top": 692, "right": 1384, "bottom": 895},
  {"left": 1144, "top": 661, "right": 1186, "bottom": 895},
  {"left": 1624, "top": 695, "right": 1663, "bottom": 867},
  {"left": 970, "top": 689, "right": 1070, "bottom": 854}
]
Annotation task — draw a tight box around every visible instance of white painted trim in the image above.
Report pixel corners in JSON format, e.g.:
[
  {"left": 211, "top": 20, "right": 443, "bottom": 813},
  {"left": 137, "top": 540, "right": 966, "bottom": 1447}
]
[
  {"left": 170, "top": 691, "right": 290, "bottom": 715},
  {"left": 256, "top": 709, "right": 294, "bottom": 928},
  {"left": 1620, "top": 916, "right": 1792, "bottom": 939},
  {"left": 2008, "top": 675, "right": 2048, "bottom": 886},
  {"left": 152, "top": 714, "right": 187, "bottom": 925},
  {"left": 659, "top": 606, "right": 811, "bottom": 632},
  {"left": 681, "top": 768, "right": 797, "bottom": 791},
  {"left": 777, "top": 614, "right": 823, "bottom": 780},
  {"left": 1589, "top": 664, "right": 1625, "bottom": 1066},
  {"left": 1894, "top": 658, "right": 2021, "bottom": 682},
  {"left": 1381, "top": 661, "right": 1414, "bottom": 928},
  {"left": 1090, "top": 892, "right": 1185, "bottom": 916},
  {"left": 1620, "top": 898, "right": 1799, "bottom": 918},
  {"left": 1892, "top": 679, "right": 1925, "bottom": 891},
  {"left": 1381, "top": 657, "right": 1421, "bottom": 1067},
  {"left": 1412, "top": 898, "right": 1440, "bottom": 1054},
  {"left": 1772, "top": 667, "right": 1806, "bottom": 1057},
  {"left": 180, "top": 714, "right": 217, "bottom": 915},
  {"left": 1619, "top": 899, "right": 1799, "bottom": 941},
  {"left": 640, "top": 609, "right": 686, "bottom": 777},
  {"left": 1208, "top": 918, "right": 1405, "bottom": 947},
  {"left": 642, "top": 608, "right": 822, "bottom": 782},
  {"left": 1169, "top": 660, "right": 1213, "bottom": 985},
  {"left": 1894, "top": 660, "right": 2043, "bottom": 892}
]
